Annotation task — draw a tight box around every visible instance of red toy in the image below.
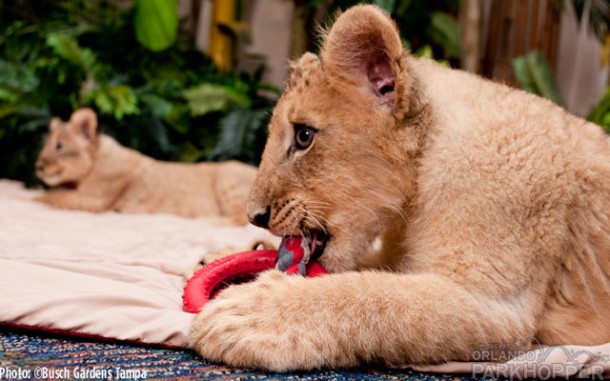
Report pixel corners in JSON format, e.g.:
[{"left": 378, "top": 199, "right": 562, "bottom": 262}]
[{"left": 182, "top": 236, "right": 327, "bottom": 313}]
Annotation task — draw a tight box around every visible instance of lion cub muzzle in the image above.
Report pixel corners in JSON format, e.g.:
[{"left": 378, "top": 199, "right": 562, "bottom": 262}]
[{"left": 248, "top": 205, "right": 271, "bottom": 229}]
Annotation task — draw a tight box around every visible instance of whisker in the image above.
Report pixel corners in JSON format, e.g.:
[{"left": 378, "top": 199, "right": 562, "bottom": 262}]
[
  {"left": 298, "top": 206, "right": 327, "bottom": 234},
  {"left": 303, "top": 200, "right": 331, "bottom": 207},
  {"left": 331, "top": 188, "right": 383, "bottom": 230},
  {"left": 292, "top": 207, "right": 313, "bottom": 240},
  {"left": 366, "top": 188, "right": 408, "bottom": 225},
  {"left": 306, "top": 208, "right": 353, "bottom": 239}
]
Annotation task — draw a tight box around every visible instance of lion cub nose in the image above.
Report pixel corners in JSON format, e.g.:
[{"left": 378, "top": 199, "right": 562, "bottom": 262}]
[{"left": 248, "top": 205, "right": 271, "bottom": 229}]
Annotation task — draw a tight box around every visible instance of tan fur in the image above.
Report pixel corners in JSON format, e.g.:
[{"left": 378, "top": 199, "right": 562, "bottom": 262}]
[
  {"left": 190, "top": 5, "right": 610, "bottom": 370},
  {"left": 36, "top": 108, "right": 257, "bottom": 224}
]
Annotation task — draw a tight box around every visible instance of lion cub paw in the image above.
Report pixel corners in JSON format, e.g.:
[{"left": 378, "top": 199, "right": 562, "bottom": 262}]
[{"left": 183, "top": 240, "right": 277, "bottom": 281}]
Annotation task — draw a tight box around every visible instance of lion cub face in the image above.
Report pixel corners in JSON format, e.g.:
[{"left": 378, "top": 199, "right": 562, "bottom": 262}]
[
  {"left": 248, "top": 6, "right": 423, "bottom": 272},
  {"left": 36, "top": 108, "right": 98, "bottom": 187}
]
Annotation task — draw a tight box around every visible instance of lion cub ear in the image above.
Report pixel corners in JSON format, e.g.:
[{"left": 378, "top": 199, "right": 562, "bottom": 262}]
[
  {"left": 321, "top": 5, "right": 407, "bottom": 112},
  {"left": 69, "top": 108, "right": 98, "bottom": 141},
  {"left": 49, "top": 117, "right": 63, "bottom": 132}
]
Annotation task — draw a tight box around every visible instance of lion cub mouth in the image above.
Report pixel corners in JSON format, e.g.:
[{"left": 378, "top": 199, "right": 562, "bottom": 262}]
[{"left": 302, "top": 230, "right": 329, "bottom": 261}]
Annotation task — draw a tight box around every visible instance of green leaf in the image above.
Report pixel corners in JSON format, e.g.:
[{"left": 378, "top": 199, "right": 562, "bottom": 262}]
[
  {"left": 164, "top": 103, "right": 191, "bottom": 134},
  {"left": 414, "top": 45, "right": 434, "bottom": 59},
  {"left": 46, "top": 33, "right": 98, "bottom": 74},
  {"left": 139, "top": 93, "right": 173, "bottom": 118},
  {"left": 85, "top": 84, "right": 139, "bottom": 120},
  {"left": 209, "top": 108, "right": 267, "bottom": 161},
  {"left": 373, "top": 0, "right": 396, "bottom": 13},
  {"left": 413, "top": 45, "right": 449, "bottom": 66},
  {"left": 14, "top": 107, "right": 51, "bottom": 120},
  {"left": 177, "top": 142, "right": 206, "bottom": 162},
  {"left": 19, "top": 116, "right": 51, "bottom": 133},
  {"left": 183, "top": 83, "right": 251, "bottom": 117},
  {"left": 255, "top": 82, "right": 282, "bottom": 97},
  {"left": 146, "top": 114, "right": 173, "bottom": 154},
  {"left": 512, "top": 52, "right": 565, "bottom": 106},
  {"left": 588, "top": 87, "right": 610, "bottom": 129},
  {"left": 134, "top": 0, "right": 178, "bottom": 52},
  {"left": 395, "top": 0, "right": 414, "bottom": 16},
  {"left": 603, "top": 113, "right": 610, "bottom": 129},
  {"left": 0, "top": 59, "right": 38, "bottom": 94},
  {"left": 0, "top": 86, "right": 21, "bottom": 103},
  {"left": 428, "top": 12, "right": 461, "bottom": 59},
  {"left": 0, "top": 105, "right": 18, "bottom": 119}
]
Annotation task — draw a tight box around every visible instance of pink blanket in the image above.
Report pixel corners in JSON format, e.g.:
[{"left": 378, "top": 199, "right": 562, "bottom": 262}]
[{"left": 0, "top": 180, "right": 274, "bottom": 347}]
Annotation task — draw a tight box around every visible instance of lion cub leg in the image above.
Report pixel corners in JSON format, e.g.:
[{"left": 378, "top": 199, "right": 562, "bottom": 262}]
[
  {"left": 36, "top": 189, "right": 109, "bottom": 213},
  {"left": 190, "top": 270, "right": 536, "bottom": 370}
]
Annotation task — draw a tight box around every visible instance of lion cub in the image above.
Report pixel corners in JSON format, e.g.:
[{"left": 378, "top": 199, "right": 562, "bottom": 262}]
[
  {"left": 190, "top": 5, "right": 610, "bottom": 372},
  {"left": 36, "top": 108, "right": 256, "bottom": 223}
]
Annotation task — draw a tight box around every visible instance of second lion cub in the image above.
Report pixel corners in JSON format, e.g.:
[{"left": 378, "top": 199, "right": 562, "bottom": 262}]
[{"left": 36, "top": 108, "right": 256, "bottom": 224}]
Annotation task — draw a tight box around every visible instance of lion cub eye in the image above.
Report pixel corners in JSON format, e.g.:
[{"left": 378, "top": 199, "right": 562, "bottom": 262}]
[
  {"left": 55, "top": 142, "right": 63, "bottom": 151},
  {"left": 293, "top": 124, "right": 316, "bottom": 150}
]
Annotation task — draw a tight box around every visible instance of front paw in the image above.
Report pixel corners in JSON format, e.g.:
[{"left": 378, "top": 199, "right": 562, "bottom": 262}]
[
  {"left": 35, "top": 191, "right": 67, "bottom": 209},
  {"left": 189, "top": 271, "right": 339, "bottom": 371},
  {"left": 184, "top": 247, "right": 238, "bottom": 281},
  {"left": 184, "top": 240, "right": 277, "bottom": 281},
  {"left": 35, "top": 192, "right": 53, "bottom": 204}
]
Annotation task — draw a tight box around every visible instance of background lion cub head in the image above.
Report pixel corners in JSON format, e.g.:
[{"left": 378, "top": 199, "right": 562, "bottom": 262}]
[{"left": 36, "top": 108, "right": 98, "bottom": 187}]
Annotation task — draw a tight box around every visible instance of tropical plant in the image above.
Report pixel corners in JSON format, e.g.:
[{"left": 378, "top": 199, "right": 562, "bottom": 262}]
[
  {"left": 292, "top": 0, "right": 460, "bottom": 64},
  {"left": 588, "top": 87, "right": 610, "bottom": 131},
  {"left": 377, "top": 0, "right": 461, "bottom": 62},
  {"left": 512, "top": 51, "right": 565, "bottom": 106},
  {"left": 181, "top": 74, "right": 279, "bottom": 163},
  {"left": 134, "top": 0, "right": 179, "bottom": 52},
  {"left": 0, "top": 0, "right": 277, "bottom": 186}
]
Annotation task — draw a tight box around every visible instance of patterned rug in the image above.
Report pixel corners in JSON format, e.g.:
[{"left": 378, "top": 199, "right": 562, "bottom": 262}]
[{"left": 0, "top": 328, "right": 473, "bottom": 381}]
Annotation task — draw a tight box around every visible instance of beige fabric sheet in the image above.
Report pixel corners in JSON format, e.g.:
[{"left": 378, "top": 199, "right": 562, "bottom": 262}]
[{"left": 0, "top": 180, "right": 274, "bottom": 347}]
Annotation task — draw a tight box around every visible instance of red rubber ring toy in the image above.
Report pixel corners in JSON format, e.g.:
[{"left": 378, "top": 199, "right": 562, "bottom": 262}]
[
  {"left": 182, "top": 236, "right": 328, "bottom": 313},
  {"left": 182, "top": 250, "right": 278, "bottom": 313}
]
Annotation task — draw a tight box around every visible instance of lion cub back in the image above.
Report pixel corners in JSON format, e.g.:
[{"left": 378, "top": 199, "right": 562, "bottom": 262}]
[{"left": 113, "top": 158, "right": 257, "bottom": 223}]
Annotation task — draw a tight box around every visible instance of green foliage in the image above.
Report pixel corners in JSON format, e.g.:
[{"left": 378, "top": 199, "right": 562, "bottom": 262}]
[
  {"left": 326, "top": 0, "right": 461, "bottom": 62},
  {"left": 183, "top": 83, "right": 252, "bottom": 116},
  {"left": 0, "top": 59, "right": 38, "bottom": 96},
  {"left": 512, "top": 52, "right": 565, "bottom": 106},
  {"left": 428, "top": 11, "right": 461, "bottom": 59},
  {"left": 373, "top": 0, "right": 397, "bottom": 13},
  {"left": 413, "top": 45, "right": 449, "bottom": 66},
  {"left": 180, "top": 75, "right": 277, "bottom": 163},
  {"left": 134, "top": 0, "right": 178, "bottom": 52},
  {"left": 0, "top": 0, "right": 277, "bottom": 186},
  {"left": 46, "top": 33, "right": 99, "bottom": 75},
  {"left": 210, "top": 108, "right": 270, "bottom": 163},
  {"left": 84, "top": 84, "right": 140, "bottom": 120},
  {"left": 588, "top": 87, "right": 610, "bottom": 131}
]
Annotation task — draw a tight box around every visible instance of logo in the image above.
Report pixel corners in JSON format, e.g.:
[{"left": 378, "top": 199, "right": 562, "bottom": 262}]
[{"left": 470, "top": 337, "right": 608, "bottom": 380}]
